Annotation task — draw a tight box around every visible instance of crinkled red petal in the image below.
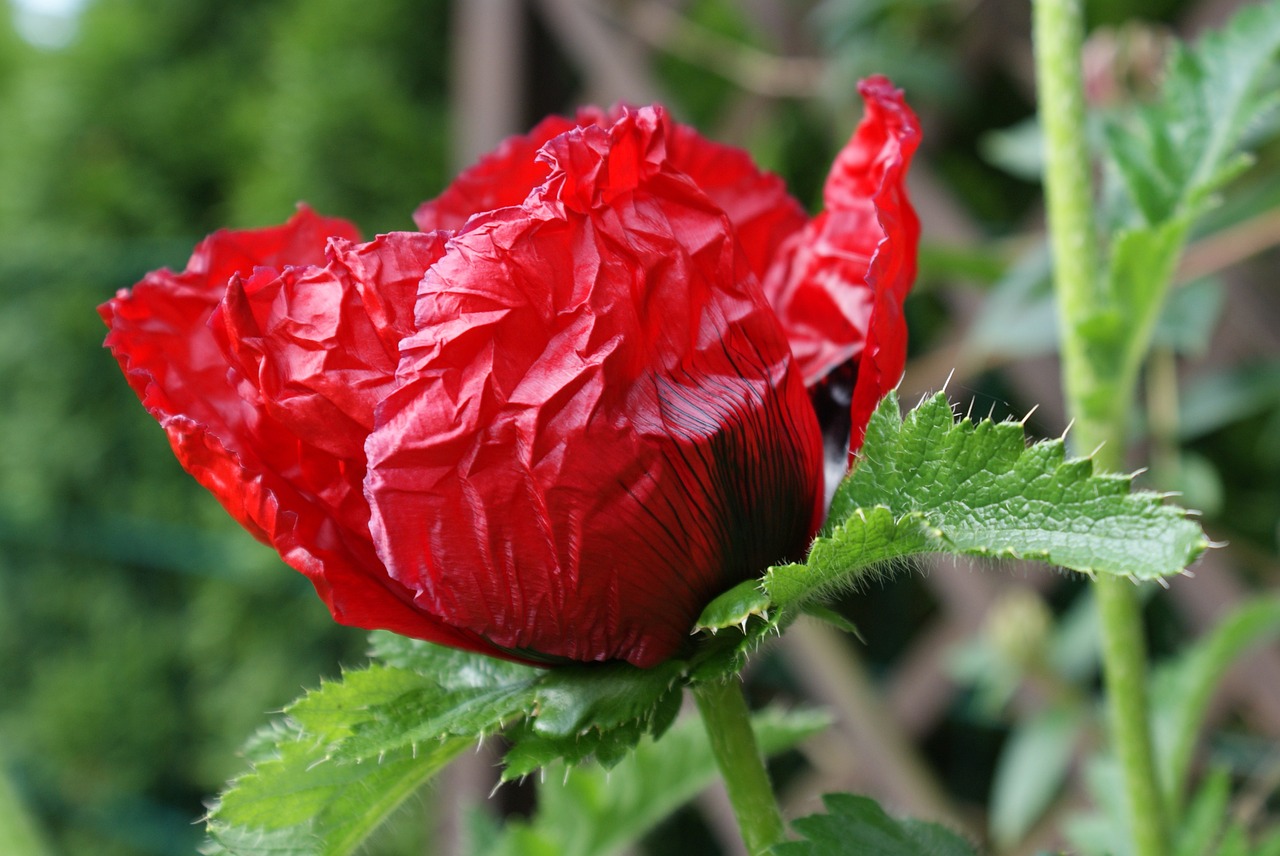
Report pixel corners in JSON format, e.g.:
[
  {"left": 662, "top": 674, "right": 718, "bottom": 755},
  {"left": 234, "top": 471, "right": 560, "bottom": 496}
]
[
  {"left": 100, "top": 207, "right": 508, "bottom": 659},
  {"left": 414, "top": 107, "right": 807, "bottom": 285},
  {"left": 412, "top": 109, "right": 612, "bottom": 231},
  {"left": 369, "top": 108, "right": 824, "bottom": 667},
  {"left": 760, "top": 77, "right": 921, "bottom": 455}
]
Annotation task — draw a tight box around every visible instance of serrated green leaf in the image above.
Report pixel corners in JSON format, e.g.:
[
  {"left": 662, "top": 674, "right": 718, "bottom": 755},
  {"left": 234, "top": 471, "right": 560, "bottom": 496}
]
[
  {"left": 282, "top": 660, "right": 540, "bottom": 765},
  {"left": 695, "top": 578, "right": 772, "bottom": 632},
  {"left": 766, "top": 393, "right": 1207, "bottom": 612},
  {"left": 766, "top": 508, "right": 930, "bottom": 607},
  {"left": 368, "top": 631, "right": 541, "bottom": 687},
  {"left": 531, "top": 659, "right": 684, "bottom": 738},
  {"left": 774, "top": 792, "right": 977, "bottom": 856},
  {"left": 204, "top": 729, "right": 468, "bottom": 856},
  {"left": 484, "top": 709, "right": 829, "bottom": 856},
  {"left": 686, "top": 613, "right": 783, "bottom": 683},
  {"left": 1098, "top": 0, "right": 1280, "bottom": 396},
  {"left": 1106, "top": 0, "right": 1280, "bottom": 223},
  {"left": 287, "top": 666, "right": 437, "bottom": 743},
  {"left": 494, "top": 659, "right": 686, "bottom": 779},
  {"left": 204, "top": 656, "right": 542, "bottom": 855},
  {"left": 502, "top": 718, "right": 650, "bottom": 781}
]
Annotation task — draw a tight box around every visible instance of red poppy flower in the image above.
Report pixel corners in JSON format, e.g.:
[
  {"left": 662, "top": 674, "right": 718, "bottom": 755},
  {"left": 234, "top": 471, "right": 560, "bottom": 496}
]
[{"left": 100, "top": 78, "right": 919, "bottom": 667}]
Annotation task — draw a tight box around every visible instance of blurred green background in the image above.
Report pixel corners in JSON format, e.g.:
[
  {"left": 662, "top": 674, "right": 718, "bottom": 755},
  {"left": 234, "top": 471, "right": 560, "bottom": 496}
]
[{"left": 1, "top": 1, "right": 1276, "bottom": 854}]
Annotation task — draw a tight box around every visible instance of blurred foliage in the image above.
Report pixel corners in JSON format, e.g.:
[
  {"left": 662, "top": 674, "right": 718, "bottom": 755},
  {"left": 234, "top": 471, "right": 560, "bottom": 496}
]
[
  {"left": 0, "top": 1, "right": 451, "bottom": 853},
  {"left": 0, "top": 0, "right": 1277, "bottom": 853}
]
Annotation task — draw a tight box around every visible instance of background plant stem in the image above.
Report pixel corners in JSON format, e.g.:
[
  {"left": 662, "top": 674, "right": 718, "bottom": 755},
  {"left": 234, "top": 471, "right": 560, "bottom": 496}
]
[
  {"left": 1032, "top": 1, "right": 1170, "bottom": 855},
  {"left": 693, "top": 679, "right": 786, "bottom": 856}
]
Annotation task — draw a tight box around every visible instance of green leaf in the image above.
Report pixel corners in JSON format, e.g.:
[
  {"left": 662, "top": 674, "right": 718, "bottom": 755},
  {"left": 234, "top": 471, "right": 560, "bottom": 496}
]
[
  {"left": 501, "top": 660, "right": 685, "bottom": 779},
  {"left": 1107, "top": 214, "right": 1194, "bottom": 340},
  {"left": 367, "top": 631, "right": 539, "bottom": 685},
  {"left": 1105, "top": 0, "right": 1280, "bottom": 224},
  {"left": 1064, "top": 758, "right": 1132, "bottom": 856},
  {"left": 1177, "top": 361, "right": 1280, "bottom": 441},
  {"left": 204, "top": 660, "right": 493, "bottom": 852},
  {"left": 694, "top": 578, "right": 772, "bottom": 632},
  {"left": 1151, "top": 278, "right": 1225, "bottom": 357},
  {"left": 765, "top": 392, "right": 1208, "bottom": 612},
  {"left": 0, "top": 766, "right": 53, "bottom": 856},
  {"left": 990, "top": 707, "right": 1086, "bottom": 848},
  {"left": 1097, "top": 1, "right": 1280, "bottom": 396},
  {"left": 531, "top": 660, "right": 685, "bottom": 738},
  {"left": 289, "top": 662, "right": 540, "bottom": 764},
  {"left": 502, "top": 718, "right": 650, "bottom": 780},
  {"left": 964, "top": 246, "right": 1057, "bottom": 362},
  {"left": 204, "top": 718, "right": 469, "bottom": 856},
  {"left": 1174, "top": 767, "right": 1231, "bottom": 856},
  {"left": 1152, "top": 594, "right": 1280, "bottom": 808},
  {"left": 481, "top": 708, "right": 829, "bottom": 856},
  {"left": 774, "top": 793, "right": 977, "bottom": 856}
]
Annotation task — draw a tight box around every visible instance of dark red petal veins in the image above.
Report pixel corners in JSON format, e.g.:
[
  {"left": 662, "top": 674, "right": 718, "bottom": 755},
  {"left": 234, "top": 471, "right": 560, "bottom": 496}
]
[
  {"left": 368, "top": 107, "right": 825, "bottom": 667},
  {"left": 100, "top": 208, "right": 508, "bottom": 659},
  {"left": 760, "top": 77, "right": 921, "bottom": 455}
]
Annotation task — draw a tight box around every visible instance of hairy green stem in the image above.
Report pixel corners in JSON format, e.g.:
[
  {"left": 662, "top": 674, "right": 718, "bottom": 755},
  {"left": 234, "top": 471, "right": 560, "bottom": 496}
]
[
  {"left": 1032, "top": 1, "right": 1169, "bottom": 855},
  {"left": 693, "top": 679, "right": 786, "bottom": 856}
]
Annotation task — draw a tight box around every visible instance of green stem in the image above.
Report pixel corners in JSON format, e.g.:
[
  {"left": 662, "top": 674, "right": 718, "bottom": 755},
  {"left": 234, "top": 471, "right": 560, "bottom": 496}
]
[
  {"left": 693, "top": 679, "right": 786, "bottom": 856},
  {"left": 1032, "top": 2, "right": 1169, "bottom": 855},
  {"left": 1093, "top": 577, "right": 1167, "bottom": 856}
]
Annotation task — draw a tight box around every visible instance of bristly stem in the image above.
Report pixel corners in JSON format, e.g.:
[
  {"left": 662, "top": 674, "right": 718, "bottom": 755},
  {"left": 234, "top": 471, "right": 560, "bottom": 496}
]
[
  {"left": 1032, "top": 2, "right": 1170, "bottom": 856},
  {"left": 693, "top": 678, "right": 786, "bottom": 856}
]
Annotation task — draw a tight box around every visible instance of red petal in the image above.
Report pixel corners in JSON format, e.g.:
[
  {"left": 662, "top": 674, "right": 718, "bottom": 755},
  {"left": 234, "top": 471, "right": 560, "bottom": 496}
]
[
  {"left": 210, "top": 231, "right": 450, "bottom": 461},
  {"left": 415, "top": 107, "right": 807, "bottom": 285},
  {"left": 760, "top": 77, "right": 921, "bottom": 455},
  {"left": 369, "top": 108, "right": 824, "bottom": 667},
  {"left": 100, "top": 208, "right": 505, "bottom": 658},
  {"left": 662, "top": 123, "right": 808, "bottom": 284},
  {"left": 412, "top": 109, "right": 614, "bottom": 231}
]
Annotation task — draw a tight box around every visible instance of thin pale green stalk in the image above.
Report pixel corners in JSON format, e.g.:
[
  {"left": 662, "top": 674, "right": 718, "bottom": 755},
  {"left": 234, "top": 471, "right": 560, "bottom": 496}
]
[
  {"left": 693, "top": 679, "right": 786, "bottom": 856},
  {"left": 1032, "top": 2, "right": 1169, "bottom": 855}
]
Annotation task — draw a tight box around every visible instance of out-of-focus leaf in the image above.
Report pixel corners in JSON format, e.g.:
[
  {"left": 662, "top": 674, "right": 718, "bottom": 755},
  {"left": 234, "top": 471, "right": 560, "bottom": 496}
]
[
  {"left": 774, "top": 792, "right": 977, "bottom": 856},
  {"left": 480, "top": 708, "right": 829, "bottom": 856},
  {"left": 0, "top": 767, "right": 53, "bottom": 856},
  {"left": 1151, "top": 594, "right": 1280, "bottom": 807},
  {"left": 964, "top": 246, "right": 1056, "bottom": 362},
  {"left": 980, "top": 117, "right": 1044, "bottom": 181},
  {"left": 1105, "top": 1, "right": 1280, "bottom": 225},
  {"left": 1177, "top": 362, "right": 1280, "bottom": 441},
  {"left": 1065, "top": 758, "right": 1132, "bottom": 856},
  {"left": 1151, "top": 278, "right": 1224, "bottom": 356},
  {"left": 1174, "top": 767, "right": 1231, "bottom": 856},
  {"left": 990, "top": 707, "right": 1086, "bottom": 848}
]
